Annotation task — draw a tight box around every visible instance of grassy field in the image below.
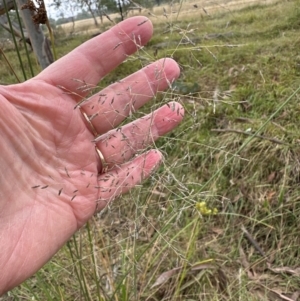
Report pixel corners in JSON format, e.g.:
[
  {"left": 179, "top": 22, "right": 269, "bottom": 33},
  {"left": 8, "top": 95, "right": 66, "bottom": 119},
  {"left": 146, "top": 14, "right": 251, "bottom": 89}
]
[
  {"left": 2, "top": 0, "right": 300, "bottom": 300},
  {"left": 59, "top": 0, "right": 276, "bottom": 35}
]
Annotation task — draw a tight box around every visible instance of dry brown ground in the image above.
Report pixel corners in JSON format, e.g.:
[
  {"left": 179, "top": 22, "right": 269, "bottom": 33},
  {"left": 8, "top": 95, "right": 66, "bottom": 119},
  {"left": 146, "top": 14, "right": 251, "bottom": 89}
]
[{"left": 60, "top": 0, "right": 278, "bottom": 35}]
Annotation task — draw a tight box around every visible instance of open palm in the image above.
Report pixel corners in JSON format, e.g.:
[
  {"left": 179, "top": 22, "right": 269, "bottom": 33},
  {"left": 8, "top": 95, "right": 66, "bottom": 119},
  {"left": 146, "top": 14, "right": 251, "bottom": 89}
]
[{"left": 0, "top": 16, "right": 184, "bottom": 294}]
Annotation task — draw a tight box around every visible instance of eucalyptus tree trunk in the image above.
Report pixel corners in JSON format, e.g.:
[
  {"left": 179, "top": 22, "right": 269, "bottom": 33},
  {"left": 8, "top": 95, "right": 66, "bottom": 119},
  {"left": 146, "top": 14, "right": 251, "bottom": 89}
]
[
  {"left": 0, "top": 0, "right": 53, "bottom": 70},
  {"left": 16, "top": 0, "right": 53, "bottom": 69}
]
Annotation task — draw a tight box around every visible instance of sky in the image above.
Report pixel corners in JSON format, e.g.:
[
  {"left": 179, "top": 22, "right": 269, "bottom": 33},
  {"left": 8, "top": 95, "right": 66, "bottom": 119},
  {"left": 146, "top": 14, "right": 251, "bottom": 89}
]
[
  {"left": 43, "top": 0, "right": 58, "bottom": 19},
  {"left": 44, "top": 0, "right": 77, "bottom": 19}
]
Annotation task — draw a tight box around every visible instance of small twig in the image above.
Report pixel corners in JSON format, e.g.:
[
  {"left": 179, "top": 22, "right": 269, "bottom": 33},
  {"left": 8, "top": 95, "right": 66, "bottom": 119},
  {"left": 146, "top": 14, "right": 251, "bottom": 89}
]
[
  {"left": 103, "top": 13, "right": 114, "bottom": 23},
  {"left": 211, "top": 128, "right": 288, "bottom": 145},
  {"left": 241, "top": 225, "right": 267, "bottom": 258},
  {"left": 271, "top": 121, "right": 287, "bottom": 133},
  {"left": 0, "top": 48, "right": 21, "bottom": 83}
]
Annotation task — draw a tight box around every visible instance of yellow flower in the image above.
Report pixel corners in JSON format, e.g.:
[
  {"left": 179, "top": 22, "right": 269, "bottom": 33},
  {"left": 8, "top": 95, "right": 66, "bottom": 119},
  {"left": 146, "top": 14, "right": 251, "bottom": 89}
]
[{"left": 196, "top": 201, "right": 218, "bottom": 215}]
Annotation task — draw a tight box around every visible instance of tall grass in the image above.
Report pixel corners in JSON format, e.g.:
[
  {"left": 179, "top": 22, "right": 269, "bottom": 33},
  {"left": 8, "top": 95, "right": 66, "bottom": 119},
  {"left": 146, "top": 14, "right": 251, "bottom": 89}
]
[{"left": 2, "top": 0, "right": 300, "bottom": 300}]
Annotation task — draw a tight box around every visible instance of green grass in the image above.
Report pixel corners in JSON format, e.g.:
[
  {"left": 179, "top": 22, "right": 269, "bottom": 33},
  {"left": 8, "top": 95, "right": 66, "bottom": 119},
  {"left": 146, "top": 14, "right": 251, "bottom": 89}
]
[{"left": 2, "top": 0, "right": 300, "bottom": 300}]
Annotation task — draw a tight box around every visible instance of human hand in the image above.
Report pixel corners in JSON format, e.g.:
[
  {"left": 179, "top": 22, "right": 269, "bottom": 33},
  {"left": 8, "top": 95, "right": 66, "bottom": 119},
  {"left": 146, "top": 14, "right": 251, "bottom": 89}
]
[{"left": 0, "top": 16, "right": 184, "bottom": 294}]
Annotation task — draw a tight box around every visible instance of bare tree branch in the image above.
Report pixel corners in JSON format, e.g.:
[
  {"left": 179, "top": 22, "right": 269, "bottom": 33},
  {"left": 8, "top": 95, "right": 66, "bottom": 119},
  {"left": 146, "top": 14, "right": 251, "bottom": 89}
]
[
  {"left": 0, "top": 0, "right": 15, "bottom": 15},
  {"left": 0, "top": 14, "right": 29, "bottom": 40}
]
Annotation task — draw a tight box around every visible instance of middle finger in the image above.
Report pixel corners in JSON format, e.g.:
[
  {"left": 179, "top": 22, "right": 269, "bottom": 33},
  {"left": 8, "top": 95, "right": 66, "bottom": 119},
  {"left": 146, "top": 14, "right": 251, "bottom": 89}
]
[
  {"left": 79, "top": 58, "right": 180, "bottom": 135},
  {"left": 94, "top": 102, "right": 184, "bottom": 170}
]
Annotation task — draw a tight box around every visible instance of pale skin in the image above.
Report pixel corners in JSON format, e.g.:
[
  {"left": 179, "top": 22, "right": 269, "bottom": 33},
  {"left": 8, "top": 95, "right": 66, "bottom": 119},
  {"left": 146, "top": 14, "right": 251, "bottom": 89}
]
[{"left": 0, "top": 17, "right": 184, "bottom": 294}]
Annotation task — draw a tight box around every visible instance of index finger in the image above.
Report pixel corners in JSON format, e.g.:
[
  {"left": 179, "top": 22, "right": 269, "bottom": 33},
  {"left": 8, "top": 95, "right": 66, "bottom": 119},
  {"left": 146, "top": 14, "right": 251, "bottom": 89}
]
[{"left": 36, "top": 16, "right": 153, "bottom": 96}]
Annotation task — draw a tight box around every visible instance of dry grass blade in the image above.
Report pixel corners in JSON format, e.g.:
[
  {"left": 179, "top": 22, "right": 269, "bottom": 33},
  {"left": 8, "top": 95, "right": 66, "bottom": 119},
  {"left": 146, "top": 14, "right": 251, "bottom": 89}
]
[
  {"left": 268, "top": 288, "right": 299, "bottom": 301},
  {"left": 268, "top": 265, "right": 300, "bottom": 277},
  {"left": 241, "top": 225, "right": 267, "bottom": 258},
  {"left": 151, "top": 267, "right": 182, "bottom": 289},
  {"left": 190, "top": 262, "right": 215, "bottom": 271}
]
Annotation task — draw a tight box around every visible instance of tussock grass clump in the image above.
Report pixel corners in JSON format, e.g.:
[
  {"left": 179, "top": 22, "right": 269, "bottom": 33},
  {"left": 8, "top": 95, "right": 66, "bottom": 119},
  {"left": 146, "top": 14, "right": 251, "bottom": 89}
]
[{"left": 2, "top": 0, "right": 300, "bottom": 300}]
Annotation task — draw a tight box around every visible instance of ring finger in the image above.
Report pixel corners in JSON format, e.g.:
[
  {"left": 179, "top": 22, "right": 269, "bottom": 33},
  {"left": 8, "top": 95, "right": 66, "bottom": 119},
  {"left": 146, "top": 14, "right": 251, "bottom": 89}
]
[{"left": 94, "top": 102, "right": 184, "bottom": 171}]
